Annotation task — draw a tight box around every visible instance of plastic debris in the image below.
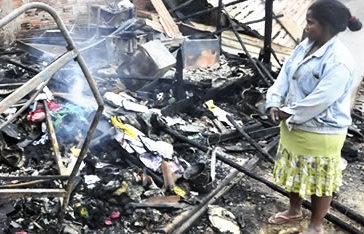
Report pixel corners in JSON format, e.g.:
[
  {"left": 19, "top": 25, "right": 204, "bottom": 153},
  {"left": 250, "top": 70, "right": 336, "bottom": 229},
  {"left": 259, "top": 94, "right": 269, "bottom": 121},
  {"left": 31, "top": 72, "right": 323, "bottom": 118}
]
[
  {"left": 204, "top": 99, "right": 234, "bottom": 127},
  {"left": 207, "top": 205, "right": 241, "bottom": 234}
]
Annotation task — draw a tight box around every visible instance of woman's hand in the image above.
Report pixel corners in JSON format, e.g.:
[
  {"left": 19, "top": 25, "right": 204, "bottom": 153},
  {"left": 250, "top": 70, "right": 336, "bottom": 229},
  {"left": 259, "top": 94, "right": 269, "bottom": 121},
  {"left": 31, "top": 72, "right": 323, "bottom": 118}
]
[
  {"left": 278, "top": 110, "right": 291, "bottom": 120},
  {"left": 269, "top": 107, "right": 280, "bottom": 123},
  {"left": 268, "top": 107, "right": 291, "bottom": 123}
]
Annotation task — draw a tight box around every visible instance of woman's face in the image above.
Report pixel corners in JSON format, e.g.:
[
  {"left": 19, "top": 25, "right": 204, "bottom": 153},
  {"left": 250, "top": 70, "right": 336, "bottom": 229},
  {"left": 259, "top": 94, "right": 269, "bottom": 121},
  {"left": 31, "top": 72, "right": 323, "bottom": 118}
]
[{"left": 304, "top": 10, "right": 324, "bottom": 41}]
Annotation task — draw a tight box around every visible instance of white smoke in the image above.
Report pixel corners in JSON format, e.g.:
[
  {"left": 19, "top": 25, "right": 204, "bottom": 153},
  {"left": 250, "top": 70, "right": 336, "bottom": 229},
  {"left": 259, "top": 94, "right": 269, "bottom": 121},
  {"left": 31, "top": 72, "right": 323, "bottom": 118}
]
[{"left": 0, "top": 0, "right": 19, "bottom": 47}]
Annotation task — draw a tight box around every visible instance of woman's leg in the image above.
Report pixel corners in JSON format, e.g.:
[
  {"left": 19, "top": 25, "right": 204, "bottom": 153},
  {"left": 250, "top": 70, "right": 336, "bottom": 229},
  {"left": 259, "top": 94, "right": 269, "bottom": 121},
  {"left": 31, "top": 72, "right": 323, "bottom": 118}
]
[
  {"left": 287, "top": 192, "right": 303, "bottom": 216},
  {"left": 268, "top": 192, "right": 303, "bottom": 224},
  {"left": 303, "top": 195, "right": 332, "bottom": 233}
]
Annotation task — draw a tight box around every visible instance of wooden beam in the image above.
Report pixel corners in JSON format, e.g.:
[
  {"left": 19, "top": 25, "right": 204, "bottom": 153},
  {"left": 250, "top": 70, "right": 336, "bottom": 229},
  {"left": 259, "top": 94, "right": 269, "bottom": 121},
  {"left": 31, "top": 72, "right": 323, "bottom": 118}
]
[{"left": 150, "top": 0, "right": 182, "bottom": 38}]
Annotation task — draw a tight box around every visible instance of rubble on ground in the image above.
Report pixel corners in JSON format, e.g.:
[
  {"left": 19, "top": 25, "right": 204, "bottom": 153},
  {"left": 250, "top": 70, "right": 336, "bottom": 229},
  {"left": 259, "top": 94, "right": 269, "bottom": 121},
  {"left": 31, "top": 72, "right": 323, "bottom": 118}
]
[{"left": 0, "top": 0, "right": 363, "bottom": 233}]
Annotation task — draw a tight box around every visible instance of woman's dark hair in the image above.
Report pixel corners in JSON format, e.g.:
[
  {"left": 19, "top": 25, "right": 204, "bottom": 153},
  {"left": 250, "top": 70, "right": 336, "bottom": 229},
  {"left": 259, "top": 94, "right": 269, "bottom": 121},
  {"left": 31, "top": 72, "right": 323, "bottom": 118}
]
[{"left": 308, "top": 0, "right": 362, "bottom": 34}]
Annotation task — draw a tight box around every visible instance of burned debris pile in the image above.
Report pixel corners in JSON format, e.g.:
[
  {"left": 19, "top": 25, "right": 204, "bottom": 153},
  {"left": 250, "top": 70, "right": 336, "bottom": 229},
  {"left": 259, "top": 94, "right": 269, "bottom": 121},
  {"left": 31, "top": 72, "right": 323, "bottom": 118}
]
[{"left": 0, "top": 0, "right": 363, "bottom": 233}]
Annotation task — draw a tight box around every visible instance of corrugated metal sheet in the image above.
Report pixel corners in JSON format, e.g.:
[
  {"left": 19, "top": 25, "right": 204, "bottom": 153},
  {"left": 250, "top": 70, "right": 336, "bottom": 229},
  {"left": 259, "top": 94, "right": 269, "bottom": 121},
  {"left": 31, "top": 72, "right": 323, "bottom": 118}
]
[
  {"left": 210, "top": 0, "right": 314, "bottom": 48},
  {"left": 135, "top": 0, "right": 314, "bottom": 69},
  {"left": 206, "top": 0, "right": 314, "bottom": 69}
]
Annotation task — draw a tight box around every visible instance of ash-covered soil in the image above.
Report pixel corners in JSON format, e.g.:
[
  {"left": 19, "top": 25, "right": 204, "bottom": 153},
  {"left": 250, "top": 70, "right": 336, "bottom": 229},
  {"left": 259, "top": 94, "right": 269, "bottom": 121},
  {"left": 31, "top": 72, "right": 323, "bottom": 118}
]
[
  {"left": 184, "top": 60, "right": 364, "bottom": 234},
  {"left": 185, "top": 66, "right": 364, "bottom": 234},
  {"left": 187, "top": 158, "right": 364, "bottom": 234}
]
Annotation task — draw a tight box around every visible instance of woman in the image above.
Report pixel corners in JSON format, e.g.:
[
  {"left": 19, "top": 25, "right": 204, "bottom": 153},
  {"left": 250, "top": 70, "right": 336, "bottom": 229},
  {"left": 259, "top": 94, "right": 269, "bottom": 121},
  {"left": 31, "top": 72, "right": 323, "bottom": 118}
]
[{"left": 264, "top": 0, "right": 362, "bottom": 233}]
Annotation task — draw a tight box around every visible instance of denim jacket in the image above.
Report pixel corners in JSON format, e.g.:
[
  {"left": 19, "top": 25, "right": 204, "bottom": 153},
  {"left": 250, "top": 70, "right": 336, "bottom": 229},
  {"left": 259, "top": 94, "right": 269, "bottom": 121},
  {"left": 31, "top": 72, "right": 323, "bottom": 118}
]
[{"left": 265, "top": 36, "right": 357, "bottom": 134}]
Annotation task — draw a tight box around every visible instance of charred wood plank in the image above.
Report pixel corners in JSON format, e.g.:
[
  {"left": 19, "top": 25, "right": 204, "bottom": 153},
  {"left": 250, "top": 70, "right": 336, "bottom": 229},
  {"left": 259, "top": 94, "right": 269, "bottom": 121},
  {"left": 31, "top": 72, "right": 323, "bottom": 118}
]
[
  {"left": 0, "top": 55, "right": 40, "bottom": 74},
  {"left": 215, "top": 155, "right": 364, "bottom": 234},
  {"left": 161, "top": 98, "right": 196, "bottom": 117},
  {"left": 0, "top": 188, "right": 66, "bottom": 199},
  {"left": 261, "top": 0, "right": 273, "bottom": 67},
  {"left": 158, "top": 117, "right": 364, "bottom": 233},
  {"left": 178, "top": 0, "right": 246, "bottom": 21},
  {"left": 220, "top": 4, "right": 274, "bottom": 86},
  {"left": 261, "top": 135, "right": 279, "bottom": 155},
  {"left": 330, "top": 200, "right": 364, "bottom": 227},
  {"left": 154, "top": 169, "right": 244, "bottom": 233},
  {"left": 202, "top": 74, "right": 254, "bottom": 101},
  {"left": 226, "top": 114, "right": 274, "bottom": 163},
  {"left": 127, "top": 195, "right": 188, "bottom": 210},
  {"left": 163, "top": 0, "right": 192, "bottom": 24},
  {"left": 248, "top": 125, "right": 279, "bottom": 139},
  {"left": 351, "top": 111, "right": 364, "bottom": 123},
  {"left": 213, "top": 13, "right": 284, "bottom": 38},
  {"left": 43, "top": 100, "right": 68, "bottom": 176},
  {"left": 0, "top": 175, "right": 70, "bottom": 181},
  {"left": 0, "top": 180, "right": 54, "bottom": 188},
  {"left": 204, "top": 122, "right": 262, "bottom": 144},
  {"left": 173, "top": 49, "right": 185, "bottom": 101},
  {"left": 150, "top": 0, "right": 181, "bottom": 38}
]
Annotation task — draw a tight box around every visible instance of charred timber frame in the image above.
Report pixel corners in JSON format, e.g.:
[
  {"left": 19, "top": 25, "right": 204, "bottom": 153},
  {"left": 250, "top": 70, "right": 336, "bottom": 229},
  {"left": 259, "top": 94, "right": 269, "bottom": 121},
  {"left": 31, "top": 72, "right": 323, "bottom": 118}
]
[
  {"left": 175, "top": 0, "right": 285, "bottom": 72},
  {"left": 220, "top": 4, "right": 275, "bottom": 86},
  {"left": 261, "top": 0, "right": 273, "bottom": 68},
  {"left": 160, "top": 117, "right": 364, "bottom": 233},
  {"left": 0, "top": 2, "right": 104, "bottom": 224}
]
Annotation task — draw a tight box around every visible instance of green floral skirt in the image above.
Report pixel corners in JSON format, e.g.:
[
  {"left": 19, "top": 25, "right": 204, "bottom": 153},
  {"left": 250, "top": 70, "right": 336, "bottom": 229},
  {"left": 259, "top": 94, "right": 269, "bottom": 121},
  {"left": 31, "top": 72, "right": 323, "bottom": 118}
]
[{"left": 273, "top": 123, "right": 346, "bottom": 198}]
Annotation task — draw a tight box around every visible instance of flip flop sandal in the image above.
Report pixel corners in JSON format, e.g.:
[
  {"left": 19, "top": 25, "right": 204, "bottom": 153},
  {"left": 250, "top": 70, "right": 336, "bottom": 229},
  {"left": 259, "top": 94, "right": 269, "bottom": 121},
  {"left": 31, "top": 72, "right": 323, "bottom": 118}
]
[
  {"left": 268, "top": 212, "right": 303, "bottom": 224},
  {"left": 299, "top": 229, "right": 325, "bottom": 234}
]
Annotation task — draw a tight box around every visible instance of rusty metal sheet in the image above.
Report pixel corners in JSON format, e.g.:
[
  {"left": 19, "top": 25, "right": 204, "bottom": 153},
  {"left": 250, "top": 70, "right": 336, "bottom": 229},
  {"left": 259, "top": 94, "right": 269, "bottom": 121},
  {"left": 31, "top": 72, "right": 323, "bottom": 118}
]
[{"left": 182, "top": 36, "right": 220, "bottom": 69}]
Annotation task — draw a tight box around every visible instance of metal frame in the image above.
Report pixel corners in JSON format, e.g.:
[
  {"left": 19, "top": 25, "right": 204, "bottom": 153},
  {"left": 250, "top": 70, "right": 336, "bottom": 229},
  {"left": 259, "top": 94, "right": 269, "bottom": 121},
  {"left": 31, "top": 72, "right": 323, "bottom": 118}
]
[
  {"left": 0, "top": 2, "right": 104, "bottom": 223},
  {"left": 262, "top": 0, "right": 273, "bottom": 68}
]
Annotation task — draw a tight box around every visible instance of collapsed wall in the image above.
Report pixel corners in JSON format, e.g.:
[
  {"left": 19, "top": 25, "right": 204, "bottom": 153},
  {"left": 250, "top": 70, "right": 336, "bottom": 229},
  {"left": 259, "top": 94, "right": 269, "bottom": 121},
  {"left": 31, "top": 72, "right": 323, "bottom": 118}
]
[
  {"left": 0, "top": 0, "right": 18, "bottom": 47},
  {"left": 0, "top": 0, "right": 106, "bottom": 47}
]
